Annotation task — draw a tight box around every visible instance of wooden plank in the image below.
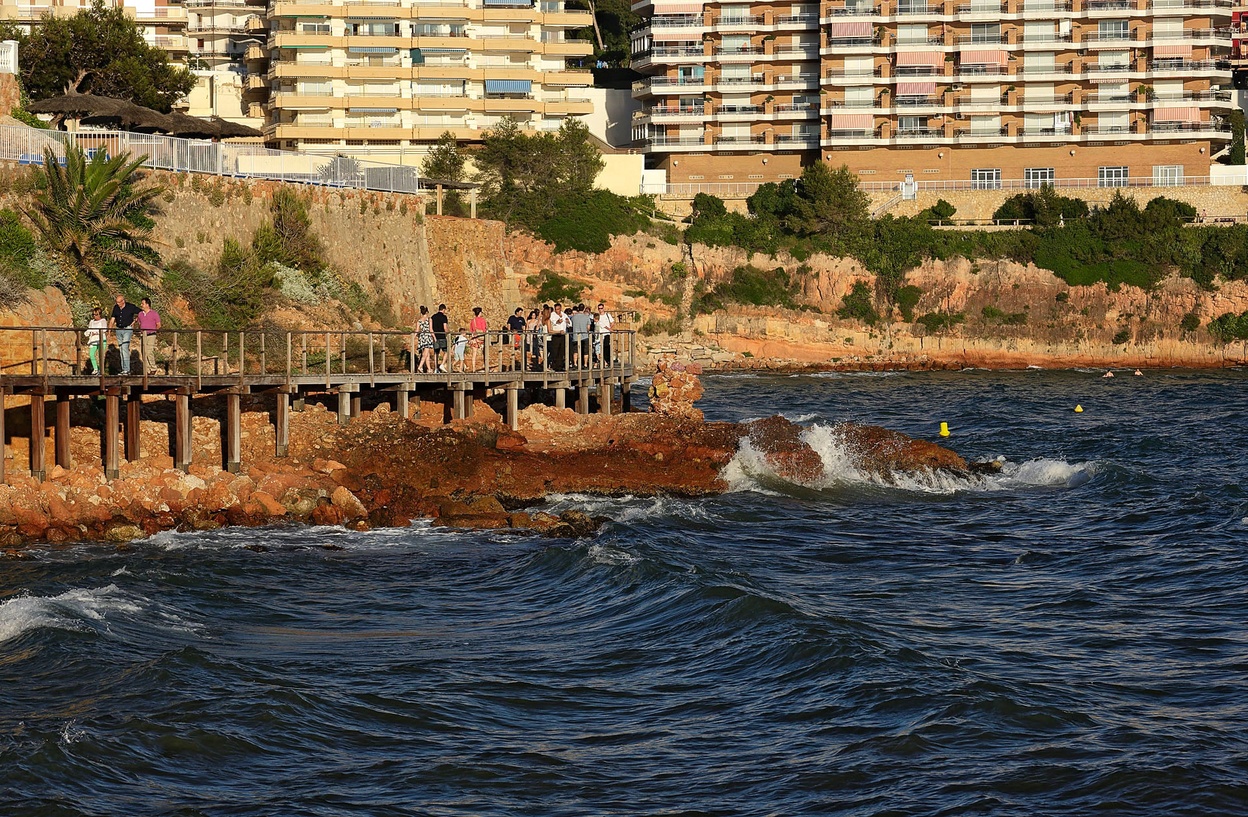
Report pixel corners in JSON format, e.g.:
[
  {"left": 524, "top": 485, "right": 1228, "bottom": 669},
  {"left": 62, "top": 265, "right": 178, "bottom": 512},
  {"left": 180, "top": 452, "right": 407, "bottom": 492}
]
[
  {"left": 554, "top": 387, "right": 565, "bottom": 410},
  {"left": 578, "top": 384, "right": 590, "bottom": 415},
  {"left": 599, "top": 379, "right": 612, "bottom": 416},
  {"left": 55, "top": 391, "right": 71, "bottom": 469},
  {"left": 337, "top": 388, "right": 350, "bottom": 425},
  {"left": 452, "top": 387, "right": 465, "bottom": 420},
  {"left": 395, "top": 389, "right": 408, "bottom": 420}
]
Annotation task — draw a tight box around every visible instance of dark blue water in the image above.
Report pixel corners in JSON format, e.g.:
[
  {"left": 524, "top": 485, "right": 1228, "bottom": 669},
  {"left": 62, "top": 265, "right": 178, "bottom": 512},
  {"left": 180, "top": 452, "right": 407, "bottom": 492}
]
[{"left": 3, "top": 370, "right": 1247, "bottom": 816}]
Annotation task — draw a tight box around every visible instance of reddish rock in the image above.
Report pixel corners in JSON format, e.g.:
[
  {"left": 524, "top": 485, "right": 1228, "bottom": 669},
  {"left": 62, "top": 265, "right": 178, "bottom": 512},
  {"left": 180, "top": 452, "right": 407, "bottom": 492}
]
[{"left": 250, "top": 491, "right": 288, "bottom": 518}]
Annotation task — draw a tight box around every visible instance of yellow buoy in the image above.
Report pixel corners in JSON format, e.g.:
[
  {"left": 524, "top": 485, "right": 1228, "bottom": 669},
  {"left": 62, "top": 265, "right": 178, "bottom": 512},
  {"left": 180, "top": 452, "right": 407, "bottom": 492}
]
[
  {"left": 1074, "top": 404, "right": 1084, "bottom": 413},
  {"left": 939, "top": 421, "right": 950, "bottom": 437}
]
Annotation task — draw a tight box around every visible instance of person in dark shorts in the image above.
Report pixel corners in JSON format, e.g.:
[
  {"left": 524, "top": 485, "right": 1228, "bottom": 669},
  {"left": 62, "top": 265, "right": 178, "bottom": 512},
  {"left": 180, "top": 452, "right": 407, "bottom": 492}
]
[
  {"left": 506, "top": 307, "right": 526, "bottom": 371},
  {"left": 431, "top": 303, "right": 450, "bottom": 372}
]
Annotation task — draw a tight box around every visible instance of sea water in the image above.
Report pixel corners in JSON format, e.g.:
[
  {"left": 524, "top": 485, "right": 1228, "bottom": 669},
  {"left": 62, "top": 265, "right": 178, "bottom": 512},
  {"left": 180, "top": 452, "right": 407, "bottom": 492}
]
[{"left": 2, "top": 370, "right": 1247, "bottom": 816}]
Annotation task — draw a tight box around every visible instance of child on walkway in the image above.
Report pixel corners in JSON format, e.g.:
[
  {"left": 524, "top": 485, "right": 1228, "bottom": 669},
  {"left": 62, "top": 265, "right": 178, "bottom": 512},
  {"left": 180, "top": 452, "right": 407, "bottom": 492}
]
[
  {"left": 451, "top": 327, "right": 468, "bottom": 372},
  {"left": 84, "top": 307, "right": 108, "bottom": 374}
]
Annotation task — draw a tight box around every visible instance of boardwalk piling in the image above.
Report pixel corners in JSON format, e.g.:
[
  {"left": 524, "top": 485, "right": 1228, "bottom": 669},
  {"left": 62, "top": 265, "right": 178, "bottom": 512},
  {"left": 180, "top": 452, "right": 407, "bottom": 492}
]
[
  {"left": 337, "top": 388, "right": 350, "bottom": 424},
  {"left": 226, "top": 391, "right": 241, "bottom": 473},
  {"left": 55, "top": 391, "right": 71, "bottom": 469},
  {"left": 104, "top": 389, "right": 120, "bottom": 480},
  {"left": 276, "top": 390, "right": 290, "bottom": 457},
  {"left": 29, "top": 393, "right": 45, "bottom": 481},
  {"left": 125, "top": 390, "right": 141, "bottom": 462},
  {"left": 175, "top": 389, "right": 191, "bottom": 472}
]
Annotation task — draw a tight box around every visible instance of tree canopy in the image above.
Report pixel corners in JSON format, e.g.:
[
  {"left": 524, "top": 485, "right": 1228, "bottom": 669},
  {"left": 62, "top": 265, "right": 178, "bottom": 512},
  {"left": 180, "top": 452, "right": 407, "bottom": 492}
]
[
  {"left": 3, "top": 0, "right": 195, "bottom": 113},
  {"left": 473, "top": 118, "right": 604, "bottom": 228}
]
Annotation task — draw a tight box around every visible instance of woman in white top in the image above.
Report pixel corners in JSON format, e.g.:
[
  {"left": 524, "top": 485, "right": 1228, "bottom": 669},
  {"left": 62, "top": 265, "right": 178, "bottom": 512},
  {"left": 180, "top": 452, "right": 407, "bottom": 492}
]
[
  {"left": 85, "top": 306, "right": 109, "bottom": 375},
  {"left": 593, "top": 302, "right": 614, "bottom": 365}
]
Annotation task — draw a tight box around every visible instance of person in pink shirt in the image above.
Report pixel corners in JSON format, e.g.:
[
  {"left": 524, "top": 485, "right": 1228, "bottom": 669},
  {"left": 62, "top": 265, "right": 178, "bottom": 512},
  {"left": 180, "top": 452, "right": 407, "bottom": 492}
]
[
  {"left": 136, "top": 297, "right": 162, "bottom": 374},
  {"left": 467, "top": 306, "right": 487, "bottom": 372}
]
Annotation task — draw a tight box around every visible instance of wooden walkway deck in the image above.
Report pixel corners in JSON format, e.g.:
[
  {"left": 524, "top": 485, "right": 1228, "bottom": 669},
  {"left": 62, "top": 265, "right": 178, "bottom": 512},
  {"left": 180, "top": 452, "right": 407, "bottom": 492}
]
[{"left": 0, "top": 327, "right": 638, "bottom": 482}]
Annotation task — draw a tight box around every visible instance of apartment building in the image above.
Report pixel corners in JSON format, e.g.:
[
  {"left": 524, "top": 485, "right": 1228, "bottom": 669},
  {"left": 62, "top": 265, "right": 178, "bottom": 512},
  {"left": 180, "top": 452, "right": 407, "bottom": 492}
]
[
  {"left": 182, "top": 0, "right": 268, "bottom": 125},
  {"left": 0, "top": 0, "right": 189, "bottom": 62},
  {"left": 262, "top": 0, "right": 596, "bottom": 162},
  {"left": 632, "top": 0, "right": 1234, "bottom": 190}
]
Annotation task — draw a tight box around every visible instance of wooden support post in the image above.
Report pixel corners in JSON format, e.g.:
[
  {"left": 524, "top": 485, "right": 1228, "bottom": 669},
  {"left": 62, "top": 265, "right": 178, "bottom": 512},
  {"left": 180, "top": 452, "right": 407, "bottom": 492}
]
[
  {"left": 275, "top": 391, "right": 290, "bottom": 458},
  {"left": 469, "top": 189, "right": 477, "bottom": 219},
  {"left": 0, "top": 385, "right": 6, "bottom": 484},
  {"left": 554, "top": 387, "right": 566, "bottom": 410},
  {"left": 226, "top": 391, "right": 241, "bottom": 473},
  {"left": 436, "top": 184, "right": 444, "bottom": 216},
  {"left": 125, "top": 391, "right": 141, "bottom": 463},
  {"left": 175, "top": 390, "right": 191, "bottom": 472},
  {"left": 350, "top": 390, "right": 362, "bottom": 419},
  {"left": 293, "top": 396, "right": 305, "bottom": 411},
  {"left": 29, "top": 393, "right": 45, "bottom": 481},
  {"left": 55, "top": 391, "right": 71, "bottom": 469},
  {"left": 396, "top": 389, "right": 408, "bottom": 420},
  {"left": 578, "top": 384, "right": 590, "bottom": 415},
  {"left": 452, "top": 386, "right": 465, "bottom": 420},
  {"left": 622, "top": 379, "right": 632, "bottom": 413},
  {"left": 599, "top": 379, "right": 612, "bottom": 416},
  {"left": 104, "top": 389, "right": 120, "bottom": 480},
  {"left": 337, "top": 388, "right": 350, "bottom": 425},
  {"left": 506, "top": 384, "right": 519, "bottom": 431}
]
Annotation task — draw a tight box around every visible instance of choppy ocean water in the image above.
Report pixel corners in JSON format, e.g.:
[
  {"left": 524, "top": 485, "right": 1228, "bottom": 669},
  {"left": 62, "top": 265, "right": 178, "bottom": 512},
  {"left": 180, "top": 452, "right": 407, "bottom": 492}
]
[{"left": 2, "top": 369, "right": 1247, "bottom": 816}]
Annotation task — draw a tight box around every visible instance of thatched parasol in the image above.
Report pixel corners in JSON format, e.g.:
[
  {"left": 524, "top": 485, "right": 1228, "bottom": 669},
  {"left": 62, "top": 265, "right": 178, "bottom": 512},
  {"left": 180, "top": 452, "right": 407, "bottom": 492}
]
[
  {"left": 26, "top": 94, "right": 173, "bottom": 132},
  {"left": 206, "top": 116, "right": 263, "bottom": 139}
]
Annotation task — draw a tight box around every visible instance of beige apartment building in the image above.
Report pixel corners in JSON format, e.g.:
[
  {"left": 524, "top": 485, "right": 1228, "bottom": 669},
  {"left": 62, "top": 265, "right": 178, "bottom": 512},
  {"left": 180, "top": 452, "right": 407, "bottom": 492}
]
[
  {"left": 632, "top": 0, "right": 1234, "bottom": 190},
  {"left": 262, "top": 0, "right": 596, "bottom": 162},
  {"left": 1, "top": 0, "right": 189, "bottom": 62}
]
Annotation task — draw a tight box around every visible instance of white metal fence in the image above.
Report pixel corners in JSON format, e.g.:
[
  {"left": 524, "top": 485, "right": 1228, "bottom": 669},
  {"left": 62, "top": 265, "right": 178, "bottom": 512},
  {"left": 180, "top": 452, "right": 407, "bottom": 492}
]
[
  {"left": 0, "top": 124, "right": 431, "bottom": 195},
  {"left": 658, "top": 174, "right": 1230, "bottom": 198}
]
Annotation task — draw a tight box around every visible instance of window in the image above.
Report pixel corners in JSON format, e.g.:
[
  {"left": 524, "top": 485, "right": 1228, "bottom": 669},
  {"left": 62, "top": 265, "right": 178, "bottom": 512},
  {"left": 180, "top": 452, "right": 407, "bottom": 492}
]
[
  {"left": 1025, "top": 167, "right": 1055, "bottom": 188},
  {"left": 1099, "top": 166, "right": 1129, "bottom": 187},
  {"left": 971, "top": 168, "right": 1002, "bottom": 189},
  {"left": 971, "top": 23, "right": 1001, "bottom": 43},
  {"left": 1153, "top": 165, "right": 1183, "bottom": 186},
  {"left": 1098, "top": 20, "right": 1129, "bottom": 40}
]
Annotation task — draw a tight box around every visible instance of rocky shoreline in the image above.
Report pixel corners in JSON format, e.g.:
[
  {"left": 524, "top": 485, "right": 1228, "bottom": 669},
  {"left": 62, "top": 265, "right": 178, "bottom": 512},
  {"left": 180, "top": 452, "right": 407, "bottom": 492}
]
[{"left": 0, "top": 363, "right": 980, "bottom": 552}]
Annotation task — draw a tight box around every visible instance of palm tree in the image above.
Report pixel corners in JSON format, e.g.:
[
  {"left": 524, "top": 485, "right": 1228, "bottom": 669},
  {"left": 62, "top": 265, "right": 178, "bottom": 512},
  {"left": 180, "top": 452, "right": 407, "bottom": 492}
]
[{"left": 24, "top": 145, "right": 164, "bottom": 287}]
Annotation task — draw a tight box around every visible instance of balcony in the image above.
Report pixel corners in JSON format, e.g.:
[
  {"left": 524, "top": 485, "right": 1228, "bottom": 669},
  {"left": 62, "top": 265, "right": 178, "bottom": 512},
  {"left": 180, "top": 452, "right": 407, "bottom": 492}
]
[
  {"left": 1151, "top": 0, "right": 1232, "bottom": 8},
  {"left": 954, "top": 35, "right": 1004, "bottom": 45},
  {"left": 1086, "top": 0, "right": 1133, "bottom": 8},
  {"left": 1019, "top": 0, "right": 1072, "bottom": 10},
  {"left": 715, "top": 134, "right": 766, "bottom": 145},
  {"left": 710, "top": 14, "right": 764, "bottom": 26},
  {"left": 896, "top": 127, "right": 942, "bottom": 138},
  {"left": 1021, "top": 127, "right": 1072, "bottom": 136},
  {"left": 955, "top": 2, "right": 1008, "bottom": 12},
  {"left": 639, "top": 136, "right": 708, "bottom": 147},
  {"left": 1149, "top": 59, "right": 1231, "bottom": 71},
  {"left": 651, "top": 15, "right": 703, "bottom": 27},
  {"left": 775, "top": 134, "right": 820, "bottom": 144},
  {"left": 642, "top": 105, "right": 706, "bottom": 118},
  {"left": 824, "top": 3, "right": 881, "bottom": 16},
  {"left": 716, "top": 104, "right": 765, "bottom": 115}
]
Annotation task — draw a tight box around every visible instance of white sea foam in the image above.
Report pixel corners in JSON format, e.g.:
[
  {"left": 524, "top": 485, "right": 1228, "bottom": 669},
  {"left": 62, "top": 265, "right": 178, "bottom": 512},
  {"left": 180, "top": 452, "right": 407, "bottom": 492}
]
[
  {"left": 544, "top": 493, "right": 714, "bottom": 523},
  {"left": 587, "top": 543, "right": 641, "bottom": 566},
  {"left": 722, "top": 422, "right": 1095, "bottom": 496},
  {"left": 0, "top": 584, "right": 140, "bottom": 644}
]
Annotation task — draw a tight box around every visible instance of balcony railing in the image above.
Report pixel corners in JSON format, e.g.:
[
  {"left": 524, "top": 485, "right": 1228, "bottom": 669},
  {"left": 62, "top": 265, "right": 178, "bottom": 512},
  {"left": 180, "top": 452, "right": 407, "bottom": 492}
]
[
  {"left": 1020, "top": 0, "right": 1073, "bottom": 10},
  {"left": 776, "top": 14, "right": 819, "bottom": 23},
  {"left": 954, "top": 2, "right": 1008, "bottom": 11},
  {"left": 896, "top": 127, "right": 943, "bottom": 138},
  {"left": 775, "top": 134, "right": 820, "bottom": 143},
  {"left": 650, "top": 46, "right": 704, "bottom": 57},
  {"left": 640, "top": 136, "right": 707, "bottom": 146},
  {"left": 1151, "top": 0, "right": 1231, "bottom": 7},
  {"left": 1085, "top": 0, "right": 1132, "bottom": 8},
  {"left": 823, "top": 99, "right": 877, "bottom": 107},
  {"left": 825, "top": 3, "right": 881, "bottom": 15},
  {"left": 896, "top": 36, "right": 945, "bottom": 45},
  {"left": 645, "top": 105, "right": 706, "bottom": 116},
  {"left": 954, "top": 35, "right": 1004, "bottom": 44},
  {"left": 896, "top": 95, "right": 941, "bottom": 105},
  {"left": 650, "top": 15, "right": 703, "bottom": 27},
  {"left": 716, "top": 105, "right": 764, "bottom": 114},
  {"left": 1151, "top": 121, "right": 1230, "bottom": 132},
  {"left": 1022, "top": 127, "right": 1073, "bottom": 136},
  {"left": 711, "top": 14, "right": 764, "bottom": 25},
  {"left": 774, "top": 74, "right": 820, "bottom": 84},
  {"left": 715, "top": 135, "right": 766, "bottom": 144},
  {"left": 1150, "top": 59, "right": 1230, "bottom": 71},
  {"left": 773, "top": 103, "right": 820, "bottom": 113}
]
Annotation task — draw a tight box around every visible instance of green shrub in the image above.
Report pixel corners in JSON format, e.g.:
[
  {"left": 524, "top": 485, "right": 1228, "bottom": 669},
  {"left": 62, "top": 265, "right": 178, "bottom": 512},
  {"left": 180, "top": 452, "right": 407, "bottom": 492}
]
[
  {"left": 536, "top": 189, "right": 649, "bottom": 254},
  {"left": 1180, "top": 311, "right": 1200, "bottom": 333},
  {"left": 916, "top": 311, "right": 965, "bottom": 332},
  {"left": 708, "top": 265, "right": 798, "bottom": 308},
  {"left": 837, "top": 281, "right": 879, "bottom": 326},
  {"left": 1112, "top": 327, "right": 1131, "bottom": 344},
  {"left": 1207, "top": 311, "right": 1248, "bottom": 342},
  {"left": 526, "top": 269, "right": 585, "bottom": 303},
  {"left": 639, "top": 315, "right": 682, "bottom": 336},
  {"left": 981, "top": 305, "right": 1028, "bottom": 325},
  {"left": 894, "top": 284, "right": 922, "bottom": 322}
]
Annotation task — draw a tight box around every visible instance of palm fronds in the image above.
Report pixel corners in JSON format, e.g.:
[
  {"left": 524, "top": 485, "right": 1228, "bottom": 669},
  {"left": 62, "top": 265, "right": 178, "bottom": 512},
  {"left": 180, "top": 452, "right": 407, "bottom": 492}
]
[{"left": 23, "top": 145, "right": 164, "bottom": 287}]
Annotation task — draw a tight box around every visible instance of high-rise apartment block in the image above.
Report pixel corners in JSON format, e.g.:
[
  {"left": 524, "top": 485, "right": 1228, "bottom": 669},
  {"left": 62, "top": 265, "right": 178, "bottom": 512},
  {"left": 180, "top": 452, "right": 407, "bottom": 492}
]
[
  {"left": 631, "top": 0, "right": 1234, "bottom": 190},
  {"left": 262, "top": 0, "right": 596, "bottom": 160}
]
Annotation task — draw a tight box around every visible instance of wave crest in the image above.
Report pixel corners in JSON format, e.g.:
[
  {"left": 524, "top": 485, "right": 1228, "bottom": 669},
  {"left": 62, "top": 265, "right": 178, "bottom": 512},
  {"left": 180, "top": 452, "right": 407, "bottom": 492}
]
[
  {"left": 0, "top": 584, "right": 140, "bottom": 644},
  {"left": 722, "top": 422, "right": 1094, "bottom": 496}
]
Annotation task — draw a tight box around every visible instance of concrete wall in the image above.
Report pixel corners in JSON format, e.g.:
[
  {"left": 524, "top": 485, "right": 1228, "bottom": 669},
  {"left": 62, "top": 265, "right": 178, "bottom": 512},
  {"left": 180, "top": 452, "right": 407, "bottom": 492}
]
[{"left": 580, "top": 87, "right": 640, "bottom": 149}]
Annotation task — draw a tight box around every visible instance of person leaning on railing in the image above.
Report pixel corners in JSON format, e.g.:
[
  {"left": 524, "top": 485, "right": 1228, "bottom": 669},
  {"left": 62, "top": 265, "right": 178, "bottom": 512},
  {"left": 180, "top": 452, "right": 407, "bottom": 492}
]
[{"left": 109, "top": 294, "right": 140, "bottom": 376}]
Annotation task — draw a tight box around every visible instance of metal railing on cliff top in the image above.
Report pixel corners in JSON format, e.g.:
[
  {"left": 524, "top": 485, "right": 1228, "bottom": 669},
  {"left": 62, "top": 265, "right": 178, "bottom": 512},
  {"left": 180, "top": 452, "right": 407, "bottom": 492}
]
[{"left": 0, "top": 124, "right": 434, "bottom": 195}]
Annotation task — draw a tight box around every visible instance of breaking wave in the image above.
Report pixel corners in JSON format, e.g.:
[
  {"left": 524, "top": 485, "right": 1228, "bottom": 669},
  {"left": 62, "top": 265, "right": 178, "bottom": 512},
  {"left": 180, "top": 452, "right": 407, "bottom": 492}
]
[
  {"left": 0, "top": 585, "right": 142, "bottom": 644},
  {"left": 722, "top": 422, "right": 1095, "bottom": 496}
]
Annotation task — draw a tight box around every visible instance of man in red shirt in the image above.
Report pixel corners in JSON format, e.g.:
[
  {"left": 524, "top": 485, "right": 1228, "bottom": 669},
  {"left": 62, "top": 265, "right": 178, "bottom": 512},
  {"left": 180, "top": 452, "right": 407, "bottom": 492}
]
[{"left": 136, "top": 297, "right": 162, "bottom": 374}]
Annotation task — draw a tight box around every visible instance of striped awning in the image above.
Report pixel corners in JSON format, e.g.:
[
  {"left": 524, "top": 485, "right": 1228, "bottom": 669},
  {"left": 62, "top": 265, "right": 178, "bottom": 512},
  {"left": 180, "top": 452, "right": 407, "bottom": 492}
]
[
  {"left": 896, "top": 81, "right": 937, "bottom": 95},
  {"left": 279, "top": 44, "right": 329, "bottom": 49},
  {"left": 1153, "top": 106, "right": 1200, "bottom": 122},
  {"left": 348, "top": 46, "right": 397, "bottom": 54},
  {"left": 828, "top": 22, "right": 871, "bottom": 37},
  {"left": 346, "top": 16, "right": 397, "bottom": 21},
  {"left": 1154, "top": 44, "right": 1192, "bottom": 58},
  {"left": 652, "top": 30, "right": 701, "bottom": 41},
  {"left": 960, "top": 49, "right": 1008, "bottom": 65},
  {"left": 485, "top": 79, "right": 533, "bottom": 93},
  {"left": 828, "top": 113, "right": 874, "bottom": 129},
  {"left": 653, "top": 1, "right": 705, "bottom": 11},
  {"left": 896, "top": 51, "right": 943, "bottom": 68},
  {"left": 349, "top": 107, "right": 398, "bottom": 113},
  {"left": 418, "top": 47, "right": 468, "bottom": 53}
]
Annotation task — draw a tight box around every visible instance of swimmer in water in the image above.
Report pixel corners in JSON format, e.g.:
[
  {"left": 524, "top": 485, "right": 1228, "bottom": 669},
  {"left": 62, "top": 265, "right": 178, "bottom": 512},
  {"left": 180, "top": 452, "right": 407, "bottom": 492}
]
[
  {"left": 1134, "top": 369, "right": 1143, "bottom": 376},
  {"left": 1103, "top": 371, "right": 1114, "bottom": 378}
]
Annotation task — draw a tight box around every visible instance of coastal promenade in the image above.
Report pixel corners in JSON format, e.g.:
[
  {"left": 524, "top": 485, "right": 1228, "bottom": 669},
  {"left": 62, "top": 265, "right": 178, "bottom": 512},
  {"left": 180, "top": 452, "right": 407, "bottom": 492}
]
[{"left": 0, "top": 327, "right": 637, "bottom": 482}]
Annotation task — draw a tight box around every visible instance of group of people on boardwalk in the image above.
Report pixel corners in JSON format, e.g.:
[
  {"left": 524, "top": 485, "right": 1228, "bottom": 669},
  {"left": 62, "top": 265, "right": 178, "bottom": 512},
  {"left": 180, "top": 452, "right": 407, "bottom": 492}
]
[
  {"left": 84, "top": 293, "right": 162, "bottom": 376},
  {"left": 411, "top": 301, "right": 616, "bottom": 374}
]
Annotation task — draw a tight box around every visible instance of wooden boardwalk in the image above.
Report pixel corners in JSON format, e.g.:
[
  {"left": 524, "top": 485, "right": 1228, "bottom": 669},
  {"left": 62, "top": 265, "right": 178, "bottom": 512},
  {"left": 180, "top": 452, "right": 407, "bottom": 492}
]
[{"left": 0, "top": 327, "right": 638, "bottom": 481}]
